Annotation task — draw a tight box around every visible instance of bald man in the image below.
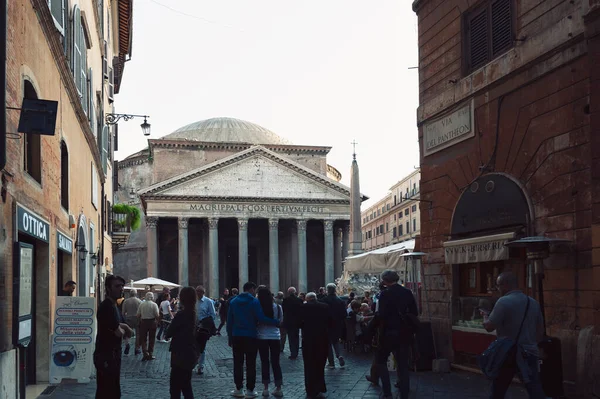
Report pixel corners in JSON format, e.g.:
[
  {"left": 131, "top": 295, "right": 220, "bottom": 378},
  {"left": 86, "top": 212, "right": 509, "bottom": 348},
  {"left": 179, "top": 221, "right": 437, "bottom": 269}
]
[{"left": 483, "top": 271, "right": 545, "bottom": 399}]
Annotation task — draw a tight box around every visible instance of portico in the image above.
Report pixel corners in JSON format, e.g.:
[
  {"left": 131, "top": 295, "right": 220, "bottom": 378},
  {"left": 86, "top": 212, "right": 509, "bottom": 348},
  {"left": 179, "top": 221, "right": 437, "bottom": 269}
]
[{"left": 139, "top": 145, "right": 354, "bottom": 297}]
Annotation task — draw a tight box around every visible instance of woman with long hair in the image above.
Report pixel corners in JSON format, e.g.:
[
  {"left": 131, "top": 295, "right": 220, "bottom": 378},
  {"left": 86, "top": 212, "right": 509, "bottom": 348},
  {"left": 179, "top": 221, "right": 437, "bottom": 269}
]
[
  {"left": 257, "top": 286, "right": 284, "bottom": 397},
  {"left": 165, "top": 286, "right": 199, "bottom": 399}
]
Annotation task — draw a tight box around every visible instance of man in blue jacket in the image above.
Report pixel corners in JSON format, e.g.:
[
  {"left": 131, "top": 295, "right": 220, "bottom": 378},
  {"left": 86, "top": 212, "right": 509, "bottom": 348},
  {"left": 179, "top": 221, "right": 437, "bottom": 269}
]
[{"left": 227, "top": 281, "right": 280, "bottom": 398}]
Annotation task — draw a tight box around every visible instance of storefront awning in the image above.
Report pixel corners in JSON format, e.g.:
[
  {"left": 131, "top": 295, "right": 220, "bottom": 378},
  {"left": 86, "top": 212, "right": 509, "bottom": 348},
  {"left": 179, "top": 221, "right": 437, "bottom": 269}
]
[
  {"left": 443, "top": 232, "right": 515, "bottom": 264},
  {"left": 344, "top": 239, "right": 415, "bottom": 273}
]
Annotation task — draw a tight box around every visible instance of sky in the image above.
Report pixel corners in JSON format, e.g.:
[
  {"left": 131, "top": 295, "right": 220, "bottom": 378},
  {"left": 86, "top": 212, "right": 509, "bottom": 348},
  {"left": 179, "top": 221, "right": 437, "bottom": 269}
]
[{"left": 114, "top": 0, "right": 420, "bottom": 208}]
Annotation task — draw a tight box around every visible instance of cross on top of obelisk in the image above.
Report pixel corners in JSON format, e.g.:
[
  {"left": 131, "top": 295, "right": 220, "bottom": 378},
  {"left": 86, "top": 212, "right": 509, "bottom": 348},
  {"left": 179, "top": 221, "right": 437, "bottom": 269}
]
[{"left": 351, "top": 140, "right": 358, "bottom": 160}]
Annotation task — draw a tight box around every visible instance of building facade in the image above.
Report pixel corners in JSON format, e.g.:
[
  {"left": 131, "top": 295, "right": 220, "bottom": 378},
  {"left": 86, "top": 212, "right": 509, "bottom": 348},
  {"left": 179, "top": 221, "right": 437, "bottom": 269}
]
[
  {"left": 114, "top": 118, "right": 356, "bottom": 297},
  {"left": 413, "top": 0, "right": 599, "bottom": 395},
  {"left": 361, "top": 169, "right": 421, "bottom": 251},
  {"left": 0, "top": 0, "right": 132, "bottom": 395}
]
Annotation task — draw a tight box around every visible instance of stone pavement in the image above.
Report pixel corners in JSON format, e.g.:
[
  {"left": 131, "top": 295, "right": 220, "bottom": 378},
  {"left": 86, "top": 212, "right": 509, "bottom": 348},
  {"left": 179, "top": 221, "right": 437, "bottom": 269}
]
[{"left": 44, "top": 326, "right": 529, "bottom": 399}]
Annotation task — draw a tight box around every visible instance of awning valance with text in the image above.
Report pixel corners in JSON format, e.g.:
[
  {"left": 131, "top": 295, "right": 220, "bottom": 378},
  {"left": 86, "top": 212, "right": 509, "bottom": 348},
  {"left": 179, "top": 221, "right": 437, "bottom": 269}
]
[{"left": 443, "top": 232, "right": 515, "bottom": 264}]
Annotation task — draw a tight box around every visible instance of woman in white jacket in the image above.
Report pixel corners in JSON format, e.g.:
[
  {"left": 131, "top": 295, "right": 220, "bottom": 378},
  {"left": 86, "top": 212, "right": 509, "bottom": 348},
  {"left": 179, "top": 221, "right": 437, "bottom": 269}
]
[{"left": 257, "top": 286, "right": 284, "bottom": 397}]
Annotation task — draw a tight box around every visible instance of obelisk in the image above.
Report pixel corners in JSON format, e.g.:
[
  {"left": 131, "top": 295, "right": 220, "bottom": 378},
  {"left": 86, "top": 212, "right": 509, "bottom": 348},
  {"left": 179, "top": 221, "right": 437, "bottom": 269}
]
[{"left": 349, "top": 141, "right": 363, "bottom": 256}]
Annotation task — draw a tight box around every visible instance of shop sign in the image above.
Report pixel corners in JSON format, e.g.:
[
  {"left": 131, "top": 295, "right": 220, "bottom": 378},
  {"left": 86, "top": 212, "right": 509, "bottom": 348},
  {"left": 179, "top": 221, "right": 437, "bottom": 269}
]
[
  {"left": 50, "top": 296, "right": 96, "bottom": 383},
  {"left": 57, "top": 231, "right": 73, "bottom": 254},
  {"left": 423, "top": 100, "right": 474, "bottom": 156},
  {"left": 16, "top": 204, "right": 49, "bottom": 243},
  {"left": 444, "top": 234, "right": 512, "bottom": 264}
]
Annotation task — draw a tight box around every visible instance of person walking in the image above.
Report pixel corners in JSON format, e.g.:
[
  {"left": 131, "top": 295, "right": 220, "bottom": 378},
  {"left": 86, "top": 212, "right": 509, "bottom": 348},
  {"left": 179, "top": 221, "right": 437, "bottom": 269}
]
[
  {"left": 166, "top": 286, "right": 200, "bottom": 399},
  {"left": 281, "top": 287, "right": 303, "bottom": 359},
  {"left": 227, "top": 282, "right": 280, "bottom": 398},
  {"left": 196, "top": 285, "right": 217, "bottom": 375},
  {"left": 375, "top": 270, "right": 418, "bottom": 399},
  {"left": 299, "top": 292, "right": 332, "bottom": 399},
  {"left": 122, "top": 289, "right": 142, "bottom": 356},
  {"left": 216, "top": 288, "right": 231, "bottom": 336},
  {"left": 319, "top": 283, "right": 346, "bottom": 369},
  {"left": 157, "top": 292, "right": 174, "bottom": 342},
  {"left": 137, "top": 292, "right": 160, "bottom": 361},
  {"left": 94, "top": 275, "right": 133, "bottom": 399},
  {"left": 483, "top": 271, "right": 546, "bottom": 399},
  {"left": 257, "top": 286, "right": 284, "bottom": 398}
]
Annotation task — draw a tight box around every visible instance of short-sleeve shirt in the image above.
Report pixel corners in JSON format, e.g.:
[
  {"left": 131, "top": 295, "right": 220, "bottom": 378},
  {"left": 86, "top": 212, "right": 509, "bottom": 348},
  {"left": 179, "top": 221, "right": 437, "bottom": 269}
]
[
  {"left": 488, "top": 290, "right": 543, "bottom": 355},
  {"left": 122, "top": 297, "right": 142, "bottom": 318},
  {"left": 137, "top": 300, "right": 160, "bottom": 320},
  {"left": 160, "top": 300, "right": 171, "bottom": 316},
  {"left": 95, "top": 298, "right": 123, "bottom": 354}
]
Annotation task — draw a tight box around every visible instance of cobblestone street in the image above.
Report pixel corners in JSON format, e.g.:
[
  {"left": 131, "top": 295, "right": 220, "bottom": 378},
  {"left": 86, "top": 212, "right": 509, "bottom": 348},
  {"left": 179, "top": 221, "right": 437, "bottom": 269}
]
[{"left": 44, "top": 325, "right": 529, "bottom": 399}]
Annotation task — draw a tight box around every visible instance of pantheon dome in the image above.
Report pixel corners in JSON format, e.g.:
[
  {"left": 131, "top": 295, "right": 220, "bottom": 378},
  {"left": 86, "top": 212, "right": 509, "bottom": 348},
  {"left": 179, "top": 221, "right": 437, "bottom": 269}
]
[{"left": 161, "top": 117, "right": 292, "bottom": 145}]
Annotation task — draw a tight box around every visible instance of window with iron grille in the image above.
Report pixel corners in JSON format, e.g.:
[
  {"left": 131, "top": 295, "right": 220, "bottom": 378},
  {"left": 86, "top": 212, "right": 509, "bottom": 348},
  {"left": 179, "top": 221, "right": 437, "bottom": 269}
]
[{"left": 464, "top": 0, "right": 513, "bottom": 74}]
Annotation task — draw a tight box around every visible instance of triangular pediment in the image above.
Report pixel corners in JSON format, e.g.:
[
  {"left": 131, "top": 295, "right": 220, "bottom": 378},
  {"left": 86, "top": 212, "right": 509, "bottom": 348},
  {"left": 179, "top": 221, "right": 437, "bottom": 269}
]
[{"left": 139, "top": 146, "right": 351, "bottom": 202}]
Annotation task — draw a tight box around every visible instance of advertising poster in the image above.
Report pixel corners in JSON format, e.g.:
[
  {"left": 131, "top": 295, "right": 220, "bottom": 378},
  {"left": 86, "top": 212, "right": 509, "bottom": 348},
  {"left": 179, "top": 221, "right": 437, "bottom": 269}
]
[{"left": 50, "top": 296, "right": 96, "bottom": 383}]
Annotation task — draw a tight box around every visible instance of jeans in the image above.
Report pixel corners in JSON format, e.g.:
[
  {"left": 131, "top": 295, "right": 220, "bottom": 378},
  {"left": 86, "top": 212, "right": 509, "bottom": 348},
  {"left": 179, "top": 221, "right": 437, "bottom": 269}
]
[
  {"left": 490, "top": 352, "right": 546, "bottom": 399},
  {"left": 157, "top": 314, "right": 172, "bottom": 340},
  {"left": 94, "top": 351, "right": 121, "bottom": 399},
  {"left": 375, "top": 332, "right": 410, "bottom": 399},
  {"left": 258, "top": 339, "right": 283, "bottom": 386},
  {"left": 327, "top": 338, "right": 342, "bottom": 365},
  {"left": 197, "top": 351, "right": 206, "bottom": 369},
  {"left": 170, "top": 365, "right": 194, "bottom": 399},
  {"left": 286, "top": 327, "right": 300, "bottom": 358},
  {"left": 232, "top": 336, "right": 258, "bottom": 391}
]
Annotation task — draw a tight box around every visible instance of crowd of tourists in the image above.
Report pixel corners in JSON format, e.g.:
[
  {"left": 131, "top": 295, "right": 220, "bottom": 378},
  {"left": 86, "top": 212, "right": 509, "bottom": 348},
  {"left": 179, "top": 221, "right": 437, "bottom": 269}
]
[{"left": 93, "top": 269, "right": 546, "bottom": 399}]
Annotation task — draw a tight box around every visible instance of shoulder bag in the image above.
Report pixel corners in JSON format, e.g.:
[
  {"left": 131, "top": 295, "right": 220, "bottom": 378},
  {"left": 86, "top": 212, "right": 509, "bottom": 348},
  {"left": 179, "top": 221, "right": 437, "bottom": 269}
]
[{"left": 478, "top": 297, "right": 530, "bottom": 380}]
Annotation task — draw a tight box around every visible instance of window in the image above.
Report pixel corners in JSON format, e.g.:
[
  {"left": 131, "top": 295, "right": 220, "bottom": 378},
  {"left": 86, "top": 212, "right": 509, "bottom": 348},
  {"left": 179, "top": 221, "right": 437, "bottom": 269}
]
[
  {"left": 413, "top": 183, "right": 417, "bottom": 195},
  {"left": 377, "top": 209, "right": 380, "bottom": 216},
  {"left": 386, "top": 204, "right": 390, "bottom": 211},
  {"left": 101, "top": 125, "right": 109, "bottom": 174},
  {"left": 406, "top": 221, "right": 410, "bottom": 234},
  {"left": 412, "top": 205, "right": 417, "bottom": 212},
  {"left": 394, "top": 195, "right": 397, "bottom": 205},
  {"left": 91, "top": 163, "right": 98, "bottom": 209},
  {"left": 405, "top": 209, "right": 409, "bottom": 216},
  {"left": 398, "top": 212, "right": 402, "bottom": 219},
  {"left": 60, "top": 141, "right": 69, "bottom": 210},
  {"left": 413, "top": 218, "right": 416, "bottom": 232},
  {"left": 464, "top": 0, "right": 513, "bottom": 73},
  {"left": 386, "top": 223, "right": 389, "bottom": 232},
  {"left": 23, "top": 81, "right": 42, "bottom": 183},
  {"left": 72, "top": 6, "right": 88, "bottom": 112},
  {"left": 393, "top": 227, "right": 397, "bottom": 238},
  {"left": 49, "top": 0, "right": 66, "bottom": 35},
  {"left": 398, "top": 225, "right": 403, "bottom": 236},
  {"left": 394, "top": 214, "right": 396, "bottom": 221}
]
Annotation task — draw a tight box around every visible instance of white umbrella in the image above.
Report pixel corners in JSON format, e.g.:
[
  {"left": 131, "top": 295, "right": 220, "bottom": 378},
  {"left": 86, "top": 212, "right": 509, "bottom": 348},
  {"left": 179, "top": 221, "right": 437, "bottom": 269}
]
[{"left": 132, "top": 277, "right": 181, "bottom": 290}]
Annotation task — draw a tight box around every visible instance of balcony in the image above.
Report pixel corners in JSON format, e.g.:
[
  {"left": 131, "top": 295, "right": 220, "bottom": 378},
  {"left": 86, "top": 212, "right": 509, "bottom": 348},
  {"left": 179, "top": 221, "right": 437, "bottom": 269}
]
[{"left": 111, "top": 204, "right": 141, "bottom": 250}]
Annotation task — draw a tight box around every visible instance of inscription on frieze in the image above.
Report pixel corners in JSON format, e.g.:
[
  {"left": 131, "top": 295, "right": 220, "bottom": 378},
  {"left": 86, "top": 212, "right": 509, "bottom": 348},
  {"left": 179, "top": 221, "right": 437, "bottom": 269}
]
[{"left": 189, "top": 203, "right": 326, "bottom": 214}]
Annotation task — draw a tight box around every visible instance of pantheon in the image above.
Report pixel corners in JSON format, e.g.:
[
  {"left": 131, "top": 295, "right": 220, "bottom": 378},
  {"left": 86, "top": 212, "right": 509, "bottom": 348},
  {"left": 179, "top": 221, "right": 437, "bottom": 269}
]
[{"left": 113, "top": 117, "right": 364, "bottom": 297}]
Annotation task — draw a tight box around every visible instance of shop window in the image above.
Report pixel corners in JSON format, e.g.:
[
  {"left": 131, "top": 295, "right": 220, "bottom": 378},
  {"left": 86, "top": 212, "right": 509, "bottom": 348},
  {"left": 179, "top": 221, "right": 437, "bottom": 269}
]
[
  {"left": 464, "top": 0, "right": 513, "bottom": 74},
  {"left": 23, "top": 81, "right": 42, "bottom": 183},
  {"left": 60, "top": 141, "right": 69, "bottom": 210}
]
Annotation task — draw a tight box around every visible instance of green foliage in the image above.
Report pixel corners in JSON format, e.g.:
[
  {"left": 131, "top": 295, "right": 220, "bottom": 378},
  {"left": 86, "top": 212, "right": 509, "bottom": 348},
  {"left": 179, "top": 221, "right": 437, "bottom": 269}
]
[{"left": 112, "top": 204, "right": 141, "bottom": 231}]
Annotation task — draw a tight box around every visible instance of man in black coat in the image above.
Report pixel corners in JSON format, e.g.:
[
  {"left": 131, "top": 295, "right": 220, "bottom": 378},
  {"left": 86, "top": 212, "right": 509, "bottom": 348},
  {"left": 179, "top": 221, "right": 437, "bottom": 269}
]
[
  {"left": 300, "top": 292, "right": 332, "bottom": 399},
  {"left": 281, "top": 286, "right": 303, "bottom": 359},
  {"left": 376, "top": 270, "right": 418, "bottom": 399},
  {"left": 319, "top": 283, "right": 347, "bottom": 368}
]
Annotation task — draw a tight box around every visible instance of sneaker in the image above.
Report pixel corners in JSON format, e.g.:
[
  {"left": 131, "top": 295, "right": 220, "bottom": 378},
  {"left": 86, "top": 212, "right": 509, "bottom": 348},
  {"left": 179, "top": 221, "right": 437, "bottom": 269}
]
[
  {"left": 262, "top": 389, "right": 270, "bottom": 397},
  {"left": 147, "top": 355, "right": 156, "bottom": 360},
  {"left": 327, "top": 363, "right": 335, "bottom": 369},
  {"left": 245, "top": 391, "right": 258, "bottom": 398},
  {"left": 231, "top": 389, "right": 245, "bottom": 398},
  {"left": 197, "top": 367, "right": 204, "bottom": 375},
  {"left": 337, "top": 356, "right": 345, "bottom": 367},
  {"left": 124, "top": 344, "right": 130, "bottom": 355},
  {"left": 272, "top": 387, "right": 283, "bottom": 397}
]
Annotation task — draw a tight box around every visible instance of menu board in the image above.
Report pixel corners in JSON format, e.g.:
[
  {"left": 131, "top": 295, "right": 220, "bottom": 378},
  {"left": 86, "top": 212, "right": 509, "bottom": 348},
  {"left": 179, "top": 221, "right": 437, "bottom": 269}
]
[
  {"left": 18, "top": 246, "right": 33, "bottom": 317},
  {"left": 50, "top": 296, "right": 96, "bottom": 383}
]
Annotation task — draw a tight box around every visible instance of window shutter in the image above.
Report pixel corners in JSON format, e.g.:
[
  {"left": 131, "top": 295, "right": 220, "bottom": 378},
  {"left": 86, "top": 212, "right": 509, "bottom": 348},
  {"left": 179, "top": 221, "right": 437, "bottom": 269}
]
[
  {"left": 113, "top": 124, "right": 118, "bottom": 151},
  {"left": 467, "top": 8, "right": 489, "bottom": 71},
  {"left": 50, "top": 0, "right": 65, "bottom": 35},
  {"left": 102, "top": 41, "right": 109, "bottom": 79},
  {"left": 73, "top": 6, "right": 81, "bottom": 94},
  {"left": 88, "top": 68, "right": 95, "bottom": 134},
  {"left": 491, "top": 0, "right": 512, "bottom": 57},
  {"left": 108, "top": 67, "right": 114, "bottom": 103},
  {"left": 113, "top": 160, "right": 119, "bottom": 191},
  {"left": 63, "top": 2, "right": 70, "bottom": 57},
  {"left": 101, "top": 125, "right": 109, "bottom": 174}
]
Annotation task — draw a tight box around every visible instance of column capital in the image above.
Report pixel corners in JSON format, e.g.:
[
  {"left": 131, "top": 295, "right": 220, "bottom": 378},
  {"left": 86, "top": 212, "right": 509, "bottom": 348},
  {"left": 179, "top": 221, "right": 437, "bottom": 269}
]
[
  {"left": 297, "top": 219, "right": 307, "bottom": 231},
  {"left": 324, "top": 220, "right": 334, "bottom": 231},
  {"left": 335, "top": 226, "right": 342, "bottom": 234},
  {"left": 208, "top": 217, "right": 219, "bottom": 230},
  {"left": 268, "top": 218, "right": 279, "bottom": 230},
  {"left": 342, "top": 223, "right": 350, "bottom": 234},
  {"left": 146, "top": 216, "right": 158, "bottom": 229},
  {"left": 238, "top": 218, "right": 248, "bottom": 231},
  {"left": 178, "top": 217, "right": 189, "bottom": 229}
]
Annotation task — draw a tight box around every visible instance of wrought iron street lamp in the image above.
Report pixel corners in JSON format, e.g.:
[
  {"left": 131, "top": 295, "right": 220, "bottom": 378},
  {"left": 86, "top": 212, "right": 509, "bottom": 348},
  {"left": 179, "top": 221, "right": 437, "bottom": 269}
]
[
  {"left": 76, "top": 243, "right": 88, "bottom": 262},
  {"left": 105, "top": 113, "right": 151, "bottom": 136}
]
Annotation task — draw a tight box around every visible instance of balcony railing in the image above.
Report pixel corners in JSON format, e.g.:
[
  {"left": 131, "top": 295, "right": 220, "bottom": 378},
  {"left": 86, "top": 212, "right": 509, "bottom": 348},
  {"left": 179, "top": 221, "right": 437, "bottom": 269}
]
[{"left": 112, "top": 212, "right": 131, "bottom": 233}]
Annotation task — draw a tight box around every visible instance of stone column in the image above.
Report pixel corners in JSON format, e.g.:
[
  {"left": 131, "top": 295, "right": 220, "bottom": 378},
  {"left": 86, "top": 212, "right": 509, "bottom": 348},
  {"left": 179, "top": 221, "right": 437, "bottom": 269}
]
[
  {"left": 297, "top": 219, "right": 308, "bottom": 293},
  {"left": 334, "top": 227, "right": 342, "bottom": 281},
  {"left": 208, "top": 217, "right": 219, "bottom": 298},
  {"left": 269, "top": 218, "right": 280, "bottom": 293},
  {"left": 324, "top": 220, "right": 334, "bottom": 285},
  {"left": 238, "top": 218, "right": 249, "bottom": 289},
  {"left": 342, "top": 223, "right": 350, "bottom": 267},
  {"left": 178, "top": 217, "right": 189, "bottom": 286},
  {"left": 146, "top": 216, "right": 159, "bottom": 277}
]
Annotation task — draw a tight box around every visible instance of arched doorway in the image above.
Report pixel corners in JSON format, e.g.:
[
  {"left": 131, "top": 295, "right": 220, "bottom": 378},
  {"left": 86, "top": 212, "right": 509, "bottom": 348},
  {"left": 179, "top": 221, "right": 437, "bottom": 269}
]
[{"left": 77, "top": 217, "right": 88, "bottom": 297}]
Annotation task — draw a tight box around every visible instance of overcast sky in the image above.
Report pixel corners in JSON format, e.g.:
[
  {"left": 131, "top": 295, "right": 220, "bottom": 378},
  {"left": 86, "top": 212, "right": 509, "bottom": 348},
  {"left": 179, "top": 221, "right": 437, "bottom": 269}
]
[{"left": 114, "top": 0, "right": 420, "bottom": 208}]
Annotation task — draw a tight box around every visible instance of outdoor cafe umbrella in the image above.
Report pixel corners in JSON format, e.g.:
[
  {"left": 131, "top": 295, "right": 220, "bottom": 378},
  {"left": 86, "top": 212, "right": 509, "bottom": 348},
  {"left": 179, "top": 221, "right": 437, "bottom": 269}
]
[{"left": 131, "top": 277, "right": 181, "bottom": 291}]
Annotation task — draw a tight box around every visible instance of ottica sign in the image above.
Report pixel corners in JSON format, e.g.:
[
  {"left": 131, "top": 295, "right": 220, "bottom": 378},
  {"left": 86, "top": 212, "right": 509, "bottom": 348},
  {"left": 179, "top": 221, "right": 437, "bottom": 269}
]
[{"left": 17, "top": 204, "right": 49, "bottom": 243}]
